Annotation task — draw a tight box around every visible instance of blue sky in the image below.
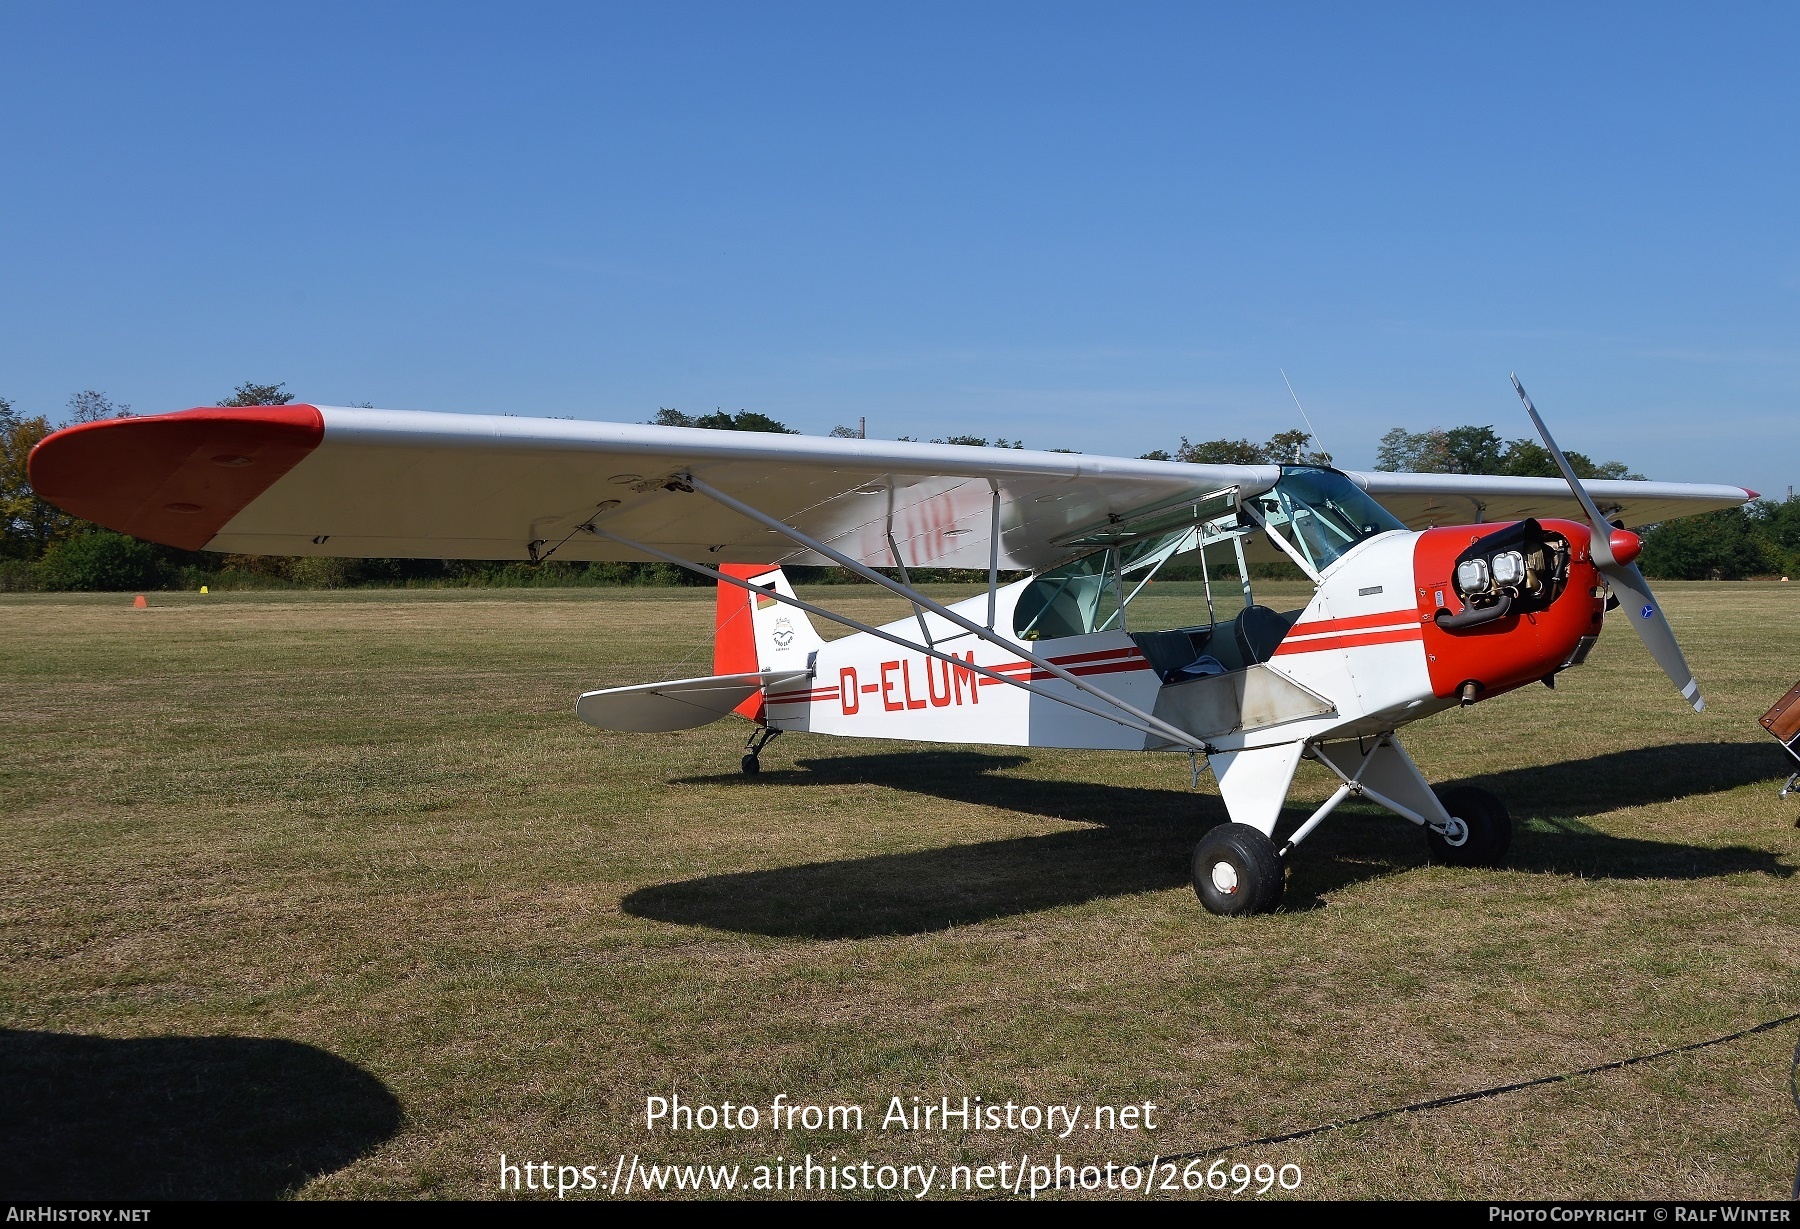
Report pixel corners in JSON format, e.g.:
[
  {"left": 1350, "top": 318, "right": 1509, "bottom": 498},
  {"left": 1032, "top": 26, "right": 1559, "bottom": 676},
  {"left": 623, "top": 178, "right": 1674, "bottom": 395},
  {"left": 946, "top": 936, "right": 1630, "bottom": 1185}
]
[{"left": 1, "top": 3, "right": 1794, "bottom": 495}]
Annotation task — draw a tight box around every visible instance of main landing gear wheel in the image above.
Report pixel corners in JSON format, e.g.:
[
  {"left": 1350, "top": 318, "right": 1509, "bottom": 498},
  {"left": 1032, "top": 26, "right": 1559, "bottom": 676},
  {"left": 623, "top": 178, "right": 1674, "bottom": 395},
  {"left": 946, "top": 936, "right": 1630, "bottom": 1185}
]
[
  {"left": 740, "top": 754, "right": 761, "bottom": 776},
  {"left": 1427, "top": 785, "right": 1512, "bottom": 867},
  {"left": 1191, "top": 823, "right": 1285, "bottom": 916}
]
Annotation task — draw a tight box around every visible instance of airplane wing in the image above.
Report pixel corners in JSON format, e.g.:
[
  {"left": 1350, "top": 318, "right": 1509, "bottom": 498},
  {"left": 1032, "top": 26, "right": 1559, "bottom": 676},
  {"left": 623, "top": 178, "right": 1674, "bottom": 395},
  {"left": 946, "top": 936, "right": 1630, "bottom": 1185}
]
[
  {"left": 1347, "top": 470, "right": 1754, "bottom": 530},
  {"left": 28, "top": 404, "right": 1754, "bottom": 572},
  {"left": 26, "top": 404, "right": 1275, "bottom": 573}
]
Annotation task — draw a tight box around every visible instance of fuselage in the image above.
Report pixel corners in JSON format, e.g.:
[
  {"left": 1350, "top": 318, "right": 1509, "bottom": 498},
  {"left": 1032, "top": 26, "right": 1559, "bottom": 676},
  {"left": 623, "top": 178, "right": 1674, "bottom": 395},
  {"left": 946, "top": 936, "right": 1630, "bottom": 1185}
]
[{"left": 754, "top": 517, "right": 1606, "bottom": 754}]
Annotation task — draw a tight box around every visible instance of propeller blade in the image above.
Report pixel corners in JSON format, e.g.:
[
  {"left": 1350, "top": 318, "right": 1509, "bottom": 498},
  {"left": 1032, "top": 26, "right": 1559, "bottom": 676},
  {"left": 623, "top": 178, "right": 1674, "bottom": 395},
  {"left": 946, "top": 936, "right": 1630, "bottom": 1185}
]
[
  {"left": 1510, "top": 374, "right": 1620, "bottom": 566},
  {"left": 1594, "top": 559, "right": 1704, "bottom": 711},
  {"left": 1510, "top": 374, "right": 1704, "bottom": 712}
]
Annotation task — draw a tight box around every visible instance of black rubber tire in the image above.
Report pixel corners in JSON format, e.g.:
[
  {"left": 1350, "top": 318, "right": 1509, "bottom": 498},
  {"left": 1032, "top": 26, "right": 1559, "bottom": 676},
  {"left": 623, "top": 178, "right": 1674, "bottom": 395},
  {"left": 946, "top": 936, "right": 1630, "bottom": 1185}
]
[
  {"left": 741, "top": 754, "right": 761, "bottom": 776},
  {"left": 1426, "top": 785, "right": 1512, "bottom": 867},
  {"left": 1191, "top": 823, "right": 1285, "bottom": 916}
]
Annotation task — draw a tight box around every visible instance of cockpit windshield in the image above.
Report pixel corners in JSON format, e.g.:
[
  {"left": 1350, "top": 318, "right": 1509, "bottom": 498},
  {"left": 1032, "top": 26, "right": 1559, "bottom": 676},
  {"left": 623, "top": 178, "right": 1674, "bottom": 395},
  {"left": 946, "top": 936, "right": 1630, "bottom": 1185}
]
[{"left": 1249, "top": 467, "right": 1406, "bottom": 574}]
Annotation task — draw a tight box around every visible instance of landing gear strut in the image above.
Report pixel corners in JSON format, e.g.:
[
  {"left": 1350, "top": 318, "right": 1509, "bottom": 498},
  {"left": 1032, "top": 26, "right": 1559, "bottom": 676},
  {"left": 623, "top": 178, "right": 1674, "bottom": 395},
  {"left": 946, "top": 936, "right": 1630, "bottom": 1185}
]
[
  {"left": 1194, "top": 734, "right": 1517, "bottom": 916},
  {"left": 742, "top": 726, "right": 781, "bottom": 776}
]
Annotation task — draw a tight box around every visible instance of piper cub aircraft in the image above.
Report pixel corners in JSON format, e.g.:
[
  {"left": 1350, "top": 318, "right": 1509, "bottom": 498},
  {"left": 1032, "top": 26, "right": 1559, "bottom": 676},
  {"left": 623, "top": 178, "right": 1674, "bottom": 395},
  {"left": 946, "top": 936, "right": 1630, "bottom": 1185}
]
[{"left": 30, "top": 378, "right": 1754, "bottom": 915}]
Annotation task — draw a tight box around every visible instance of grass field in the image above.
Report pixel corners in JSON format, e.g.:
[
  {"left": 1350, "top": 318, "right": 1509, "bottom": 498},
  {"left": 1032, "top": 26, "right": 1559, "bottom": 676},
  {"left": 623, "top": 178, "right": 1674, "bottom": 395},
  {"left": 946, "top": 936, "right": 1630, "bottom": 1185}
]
[{"left": 3, "top": 580, "right": 1799, "bottom": 1200}]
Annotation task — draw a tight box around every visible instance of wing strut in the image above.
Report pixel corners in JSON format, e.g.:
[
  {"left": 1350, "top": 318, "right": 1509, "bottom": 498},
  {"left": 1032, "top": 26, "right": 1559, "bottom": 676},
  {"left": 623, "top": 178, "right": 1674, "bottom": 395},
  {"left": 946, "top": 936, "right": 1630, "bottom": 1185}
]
[
  {"left": 585, "top": 524, "right": 1208, "bottom": 751},
  {"left": 885, "top": 530, "right": 935, "bottom": 650},
  {"left": 676, "top": 473, "right": 1209, "bottom": 753},
  {"left": 986, "top": 480, "right": 1001, "bottom": 631}
]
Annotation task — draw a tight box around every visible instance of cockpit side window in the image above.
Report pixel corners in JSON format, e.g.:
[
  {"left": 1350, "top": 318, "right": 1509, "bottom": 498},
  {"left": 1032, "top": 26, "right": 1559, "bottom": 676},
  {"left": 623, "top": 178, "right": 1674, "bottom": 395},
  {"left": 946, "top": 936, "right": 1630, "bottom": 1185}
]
[
  {"left": 1012, "top": 529, "right": 1196, "bottom": 640},
  {"left": 1012, "top": 551, "right": 1112, "bottom": 641}
]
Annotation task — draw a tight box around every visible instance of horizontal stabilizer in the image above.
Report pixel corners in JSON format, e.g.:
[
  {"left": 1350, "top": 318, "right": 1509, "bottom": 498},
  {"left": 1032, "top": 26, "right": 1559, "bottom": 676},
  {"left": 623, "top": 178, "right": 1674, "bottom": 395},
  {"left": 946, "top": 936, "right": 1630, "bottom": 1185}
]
[{"left": 575, "top": 670, "right": 812, "bottom": 733}]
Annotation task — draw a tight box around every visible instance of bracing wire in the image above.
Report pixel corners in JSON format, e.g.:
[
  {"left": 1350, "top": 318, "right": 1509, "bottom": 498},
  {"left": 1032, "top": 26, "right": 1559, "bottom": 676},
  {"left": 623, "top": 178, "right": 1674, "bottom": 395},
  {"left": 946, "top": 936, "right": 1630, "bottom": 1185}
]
[{"left": 659, "top": 578, "right": 767, "bottom": 679}]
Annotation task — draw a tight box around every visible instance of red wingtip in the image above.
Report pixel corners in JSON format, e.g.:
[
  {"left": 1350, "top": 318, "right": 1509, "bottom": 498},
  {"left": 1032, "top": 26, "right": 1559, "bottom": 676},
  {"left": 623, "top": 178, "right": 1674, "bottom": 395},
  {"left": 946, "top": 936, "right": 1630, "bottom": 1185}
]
[
  {"left": 28, "top": 405, "right": 324, "bottom": 550},
  {"left": 1745, "top": 488, "right": 1761, "bottom": 500}
]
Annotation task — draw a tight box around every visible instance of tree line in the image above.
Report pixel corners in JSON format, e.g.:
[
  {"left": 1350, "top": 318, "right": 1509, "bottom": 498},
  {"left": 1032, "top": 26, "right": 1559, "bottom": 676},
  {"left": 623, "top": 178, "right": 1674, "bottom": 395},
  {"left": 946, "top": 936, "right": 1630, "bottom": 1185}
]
[{"left": 1, "top": 392, "right": 1791, "bottom": 590}]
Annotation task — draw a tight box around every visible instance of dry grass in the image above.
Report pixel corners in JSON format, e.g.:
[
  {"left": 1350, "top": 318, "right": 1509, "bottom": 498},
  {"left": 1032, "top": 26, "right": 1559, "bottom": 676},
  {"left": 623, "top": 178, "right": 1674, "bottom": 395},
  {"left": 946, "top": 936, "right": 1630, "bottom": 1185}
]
[{"left": 1, "top": 580, "right": 1798, "bottom": 1199}]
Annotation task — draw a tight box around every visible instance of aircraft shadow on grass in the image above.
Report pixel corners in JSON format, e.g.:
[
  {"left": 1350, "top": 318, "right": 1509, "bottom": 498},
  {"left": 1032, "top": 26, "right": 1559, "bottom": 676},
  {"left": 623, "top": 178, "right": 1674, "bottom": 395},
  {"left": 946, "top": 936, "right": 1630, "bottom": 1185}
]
[
  {"left": 0, "top": 1030, "right": 401, "bottom": 1199},
  {"left": 624, "top": 742, "right": 1796, "bottom": 939}
]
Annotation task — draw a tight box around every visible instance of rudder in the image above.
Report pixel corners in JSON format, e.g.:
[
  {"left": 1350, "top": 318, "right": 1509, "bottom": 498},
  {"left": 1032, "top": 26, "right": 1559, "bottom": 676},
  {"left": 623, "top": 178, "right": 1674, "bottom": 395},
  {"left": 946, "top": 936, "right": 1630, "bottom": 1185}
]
[{"left": 714, "top": 565, "right": 823, "bottom": 720}]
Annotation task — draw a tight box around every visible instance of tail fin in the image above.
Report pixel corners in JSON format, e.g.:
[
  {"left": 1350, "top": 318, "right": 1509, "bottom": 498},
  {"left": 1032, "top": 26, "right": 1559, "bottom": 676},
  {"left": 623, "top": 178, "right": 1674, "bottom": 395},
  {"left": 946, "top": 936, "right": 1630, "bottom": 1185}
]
[{"left": 714, "top": 565, "right": 825, "bottom": 719}]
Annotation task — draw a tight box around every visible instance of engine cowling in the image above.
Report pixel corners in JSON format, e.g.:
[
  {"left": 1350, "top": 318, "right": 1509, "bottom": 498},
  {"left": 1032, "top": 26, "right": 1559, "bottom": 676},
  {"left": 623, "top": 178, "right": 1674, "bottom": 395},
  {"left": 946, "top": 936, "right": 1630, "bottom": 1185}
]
[{"left": 1412, "top": 517, "right": 1606, "bottom": 703}]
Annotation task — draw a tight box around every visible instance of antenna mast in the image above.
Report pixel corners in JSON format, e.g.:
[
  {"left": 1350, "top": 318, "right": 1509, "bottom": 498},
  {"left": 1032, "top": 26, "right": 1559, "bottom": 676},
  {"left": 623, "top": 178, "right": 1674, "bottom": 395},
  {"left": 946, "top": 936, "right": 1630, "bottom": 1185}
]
[{"left": 1280, "top": 368, "right": 1329, "bottom": 463}]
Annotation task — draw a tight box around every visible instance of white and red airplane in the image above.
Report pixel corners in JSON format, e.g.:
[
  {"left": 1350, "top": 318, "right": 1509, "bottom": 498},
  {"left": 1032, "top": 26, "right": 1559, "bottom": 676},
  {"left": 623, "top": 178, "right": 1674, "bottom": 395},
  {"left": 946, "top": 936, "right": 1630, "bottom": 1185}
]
[{"left": 30, "top": 378, "right": 1754, "bottom": 915}]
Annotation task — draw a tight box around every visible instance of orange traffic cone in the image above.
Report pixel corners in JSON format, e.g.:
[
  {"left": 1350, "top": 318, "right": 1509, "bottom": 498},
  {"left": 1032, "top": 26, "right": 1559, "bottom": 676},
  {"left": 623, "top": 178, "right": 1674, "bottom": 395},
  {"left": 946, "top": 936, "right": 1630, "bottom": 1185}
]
[{"left": 132, "top": 595, "right": 148, "bottom": 608}]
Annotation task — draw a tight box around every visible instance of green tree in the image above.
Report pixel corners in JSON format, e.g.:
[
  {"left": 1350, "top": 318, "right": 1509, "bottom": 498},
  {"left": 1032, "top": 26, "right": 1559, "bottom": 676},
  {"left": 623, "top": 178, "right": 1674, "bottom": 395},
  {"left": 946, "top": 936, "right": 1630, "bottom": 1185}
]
[
  {"left": 1759, "top": 498, "right": 1800, "bottom": 570},
  {"left": 0, "top": 400, "right": 76, "bottom": 560},
  {"left": 934, "top": 435, "right": 1023, "bottom": 448},
  {"left": 653, "top": 408, "right": 796, "bottom": 433},
  {"left": 287, "top": 556, "right": 357, "bottom": 588},
  {"left": 1377, "top": 423, "right": 1638, "bottom": 480},
  {"left": 1177, "top": 436, "right": 1266, "bottom": 465},
  {"left": 1379, "top": 425, "right": 1513, "bottom": 474},
  {"left": 218, "top": 382, "right": 295, "bottom": 407},
  {"left": 1265, "top": 428, "right": 1331, "bottom": 465},
  {"left": 37, "top": 530, "right": 165, "bottom": 591},
  {"left": 1375, "top": 427, "right": 1452, "bottom": 472},
  {"left": 1173, "top": 428, "right": 1326, "bottom": 466},
  {"left": 1442, "top": 425, "right": 1505, "bottom": 474},
  {"left": 1496, "top": 438, "right": 1638, "bottom": 480},
  {"left": 1638, "top": 506, "right": 1776, "bottom": 580}
]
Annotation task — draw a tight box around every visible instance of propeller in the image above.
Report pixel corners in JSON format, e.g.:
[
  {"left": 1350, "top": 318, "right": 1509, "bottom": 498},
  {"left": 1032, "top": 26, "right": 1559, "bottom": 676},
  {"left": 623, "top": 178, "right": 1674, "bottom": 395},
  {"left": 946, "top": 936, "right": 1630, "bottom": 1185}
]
[{"left": 1510, "top": 374, "right": 1703, "bottom": 712}]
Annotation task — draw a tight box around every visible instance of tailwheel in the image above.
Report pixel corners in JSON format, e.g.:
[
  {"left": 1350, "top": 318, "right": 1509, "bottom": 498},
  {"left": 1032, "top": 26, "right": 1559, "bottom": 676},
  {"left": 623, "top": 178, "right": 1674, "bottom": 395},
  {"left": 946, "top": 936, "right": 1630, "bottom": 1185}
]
[
  {"left": 741, "top": 726, "right": 781, "bottom": 776},
  {"left": 1191, "top": 823, "right": 1285, "bottom": 916},
  {"left": 1426, "top": 785, "right": 1512, "bottom": 867}
]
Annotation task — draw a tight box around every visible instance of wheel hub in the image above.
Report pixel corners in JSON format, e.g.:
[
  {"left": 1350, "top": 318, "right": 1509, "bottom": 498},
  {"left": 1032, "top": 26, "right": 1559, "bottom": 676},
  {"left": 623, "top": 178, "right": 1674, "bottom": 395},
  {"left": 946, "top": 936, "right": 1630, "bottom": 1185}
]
[
  {"left": 1438, "top": 816, "right": 1470, "bottom": 847},
  {"left": 1210, "top": 861, "right": 1239, "bottom": 894}
]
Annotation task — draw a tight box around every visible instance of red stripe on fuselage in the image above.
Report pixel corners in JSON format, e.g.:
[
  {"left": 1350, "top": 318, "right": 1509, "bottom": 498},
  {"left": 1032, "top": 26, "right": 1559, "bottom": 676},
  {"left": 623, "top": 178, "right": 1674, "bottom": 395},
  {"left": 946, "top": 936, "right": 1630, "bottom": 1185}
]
[
  {"left": 1041, "top": 646, "right": 1144, "bottom": 666},
  {"left": 1286, "top": 610, "right": 1421, "bottom": 638},
  {"left": 1273, "top": 626, "right": 1423, "bottom": 655},
  {"left": 766, "top": 686, "right": 839, "bottom": 704},
  {"left": 977, "top": 658, "right": 1155, "bottom": 685}
]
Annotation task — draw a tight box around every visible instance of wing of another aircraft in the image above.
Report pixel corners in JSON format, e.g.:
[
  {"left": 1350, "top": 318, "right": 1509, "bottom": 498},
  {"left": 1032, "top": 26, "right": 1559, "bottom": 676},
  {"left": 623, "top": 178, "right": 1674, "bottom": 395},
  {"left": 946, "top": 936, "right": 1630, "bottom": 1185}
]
[{"left": 28, "top": 405, "right": 1754, "bottom": 573}]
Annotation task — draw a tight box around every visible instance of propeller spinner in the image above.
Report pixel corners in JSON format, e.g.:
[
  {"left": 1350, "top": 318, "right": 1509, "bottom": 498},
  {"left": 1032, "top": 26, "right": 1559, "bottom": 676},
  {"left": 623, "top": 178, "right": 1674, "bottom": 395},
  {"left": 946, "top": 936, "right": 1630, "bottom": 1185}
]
[{"left": 1509, "top": 374, "right": 1704, "bottom": 712}]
